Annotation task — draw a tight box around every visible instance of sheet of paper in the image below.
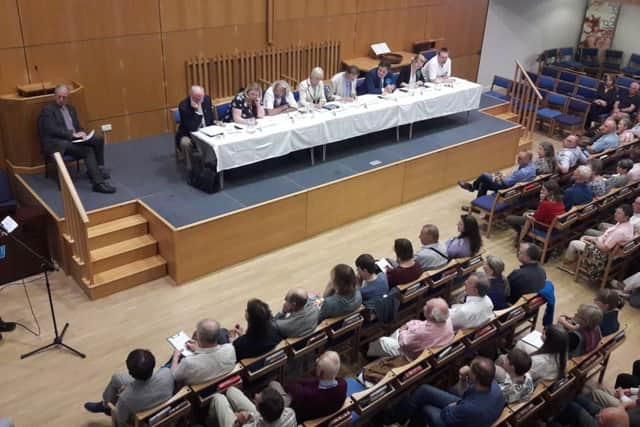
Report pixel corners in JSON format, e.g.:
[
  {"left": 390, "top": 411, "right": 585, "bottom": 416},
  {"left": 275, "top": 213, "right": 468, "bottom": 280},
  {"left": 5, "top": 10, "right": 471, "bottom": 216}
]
[
  {"left": 200, "top": 125, "right": 226, "bottom": 137},
  {"left": 371, "top": 42, "right": 391, "bottom": 56},
  {"left": 72, "top": 129, "right": 95, "bottom": 143},
  {"left": 167, "top": 330, "right": 194, "bottom": 357},
  {"left": 520, "top": 330, "right": 544, "bottom": 350},
  {"left": 375, "top": 258, "right": 393, "bottom": 272},
  {"left": 1, "top": 216, "right": 18, "bottom": 233}
]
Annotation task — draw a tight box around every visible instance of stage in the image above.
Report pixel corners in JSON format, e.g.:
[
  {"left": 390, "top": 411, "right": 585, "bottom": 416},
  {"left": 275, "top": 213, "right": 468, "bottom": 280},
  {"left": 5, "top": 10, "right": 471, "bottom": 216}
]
[{"left": 14, "top": 95, "right": 520, "bottom": 294}]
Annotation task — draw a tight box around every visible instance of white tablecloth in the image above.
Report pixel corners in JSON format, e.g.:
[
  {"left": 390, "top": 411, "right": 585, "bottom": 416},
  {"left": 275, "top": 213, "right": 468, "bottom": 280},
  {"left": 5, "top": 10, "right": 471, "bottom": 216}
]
[{"left": 193, "top": 78, "right": 482, "bottom": 172}]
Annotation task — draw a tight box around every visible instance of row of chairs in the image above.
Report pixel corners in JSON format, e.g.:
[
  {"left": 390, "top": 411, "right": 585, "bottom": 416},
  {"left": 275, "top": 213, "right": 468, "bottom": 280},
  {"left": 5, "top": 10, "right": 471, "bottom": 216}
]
[{"left": 540, "top": 46, "right": 640, "bottom": 77}]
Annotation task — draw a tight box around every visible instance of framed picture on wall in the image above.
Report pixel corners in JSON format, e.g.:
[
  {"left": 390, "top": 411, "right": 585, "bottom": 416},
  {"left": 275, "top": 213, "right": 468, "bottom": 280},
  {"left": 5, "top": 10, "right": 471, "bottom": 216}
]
[{"left": 579, "top": 0, "right": 621, "bottom": 55}]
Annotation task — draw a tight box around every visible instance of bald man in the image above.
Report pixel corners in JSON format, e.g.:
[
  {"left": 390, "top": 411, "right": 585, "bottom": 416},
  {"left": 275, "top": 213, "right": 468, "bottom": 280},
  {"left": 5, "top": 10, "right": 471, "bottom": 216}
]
[
  {"left": 614, "top": 81, "right": 640, "bottom": 119},
  {"left": 275, "top": 351, "right": 347, "bottom": 422},
  {"left": 176, "top": 85, "right": 216, "bottom": 170},
  {"left": 367, "top": 297, "right": 454, "bottom": 360},
  {"left": 39, "top": 84, "right": 115, "bottom": 193},
  {"left": 458, "top": 151, "right": 536, "bottom": 197},
  {"left": 553, "top": 397, "right": 631, "bottom": 427},
  {"left": 557, "top": 135, "right": 588, "bottom": 174},
  {"left": 589, "top": 119, "right": 620, "bottom": 154},
  {"left": 170, "top": 319, "right": 236, "bottom": 385},
  {"left": 273, "top": 288, "right": 320, "bottom": 338}
]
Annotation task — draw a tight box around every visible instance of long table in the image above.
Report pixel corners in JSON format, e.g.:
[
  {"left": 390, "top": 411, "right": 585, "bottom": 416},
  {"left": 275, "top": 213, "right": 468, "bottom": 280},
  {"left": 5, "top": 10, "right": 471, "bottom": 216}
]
[{"left": 193, "top": 78, "right": 482, "bottom": 188}]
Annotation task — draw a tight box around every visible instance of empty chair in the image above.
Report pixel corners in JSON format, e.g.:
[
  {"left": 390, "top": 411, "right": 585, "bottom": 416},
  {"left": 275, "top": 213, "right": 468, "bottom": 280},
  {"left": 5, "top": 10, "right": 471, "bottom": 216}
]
[
  {"left": 540, "top": 66, "right": 559, "bottom": 78},
  {"left": 555, "top": 81, "right": 575, "bottom": 96},
  {"left": 558, "top": 71, "right": 578, "bottom": 83},
  {"left": 537, "top": 92, "right": 568, "bottom": 134},
  {"left": 421, "top": 49, "right": 437, "bottom": 62},
  {"left": 603, "top": 49, "right": 623, "bottom": 72},
  {"left": 554, "top": 47, "right": 582, "bottom": 70},
  {"left": 537, "top": 75, "right": 556, "bottom": 91},
  {"left": 578, "top": 47, "right": 599, "bottom": 73},
  {"left": 622, "top": 53, "right": 640, "bottom": 76},
  {"left": 577, "top": 75, "right": 599, "bottom": 89},
  {"left": 540, "top": 48, "right": 558, "bottom": 66},
  {"left": 216, "top": 103, "right": 231, "bottom": 122},
  {"left": 486, "top": 75, "right": 512, "bottom": 101},
  {"left": 574, "top": 86, "right": 597, "bottom": 102},
  {"left": 555, "top": 97, "right": 591, "bottom": 135},
  {"left": 616, "top": 75, "right": 636, "bottom": 88},
  {"left": 355, "top": 77, "right": 367, "bottom": 96},
  {"left": 526, "top": 71, "right": 538, "bottom": 84}
]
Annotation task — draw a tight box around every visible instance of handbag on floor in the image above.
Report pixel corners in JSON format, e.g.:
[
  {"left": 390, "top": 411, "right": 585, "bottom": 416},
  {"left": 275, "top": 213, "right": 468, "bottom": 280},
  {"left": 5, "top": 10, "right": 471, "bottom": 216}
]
[{"left": 188, "top": 151, "right": 217, "bottom": 194}]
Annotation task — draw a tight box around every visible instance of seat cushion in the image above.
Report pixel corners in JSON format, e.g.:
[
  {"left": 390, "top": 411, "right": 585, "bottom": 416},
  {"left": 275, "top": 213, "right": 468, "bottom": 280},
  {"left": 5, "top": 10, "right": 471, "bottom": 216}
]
[
  {"left": 555, "top": 114, "right": 583, "bottom": 126},
  {"left": 537, "top": 108, "right": 563, "bottom": 119},
  {"left": 531, "top": 227, "right": 560, "bottom": 238},
  {"left": 485, "top": 91, "right": 509, "bottom": 101},
  {"left": 471, "top": 195, "right": 510, "bottom": 212}
]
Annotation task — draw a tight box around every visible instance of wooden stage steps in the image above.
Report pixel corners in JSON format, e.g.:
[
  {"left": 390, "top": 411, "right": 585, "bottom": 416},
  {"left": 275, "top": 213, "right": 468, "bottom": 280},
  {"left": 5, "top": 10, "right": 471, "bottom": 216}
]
[
  {"left": 480, "top": 99, "right": 531, "bottom": 150},
  {"left": 69, "top": 204, "right": 167, "bottom": 299}
]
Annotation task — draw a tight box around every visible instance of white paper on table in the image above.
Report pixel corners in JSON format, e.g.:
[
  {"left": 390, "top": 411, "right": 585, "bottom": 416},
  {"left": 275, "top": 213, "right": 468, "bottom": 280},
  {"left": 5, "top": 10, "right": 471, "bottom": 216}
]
[
  {"left": 520, "top": 330, "right": 544, "bottom": 350},
  {"left": 72, "top": 129, "right": 95, "bottom": 143},
  {"left": 200, "top": 125, "right": 226, "bottom": 137},
  {"left": 167, "top": 331, "right": 194, "bottom": 357},
  {"left": 371, "top": 42, "right": 391, "bottom": 56}
]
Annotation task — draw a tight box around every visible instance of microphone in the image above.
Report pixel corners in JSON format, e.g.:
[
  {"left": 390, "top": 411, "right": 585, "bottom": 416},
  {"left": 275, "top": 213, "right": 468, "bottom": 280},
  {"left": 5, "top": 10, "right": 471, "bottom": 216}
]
[{"left": 33, "top": 65, "right": 45, "bottom": 91}]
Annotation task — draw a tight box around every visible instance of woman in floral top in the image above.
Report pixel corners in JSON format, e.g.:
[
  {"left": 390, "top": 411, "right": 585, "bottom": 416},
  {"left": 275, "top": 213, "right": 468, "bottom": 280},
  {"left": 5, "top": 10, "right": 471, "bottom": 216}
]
[
  {"left": 533, "top": 141, "right": 557, "bottom": 175},
  {"left": 587, "top": 158, "right": 607, "bottom": 197},
  {"left": 495, "top": 348, "right": 535, "bottom": 404},
  {"left": 225, "top": 82, "right": 265, "bottom": 124}
]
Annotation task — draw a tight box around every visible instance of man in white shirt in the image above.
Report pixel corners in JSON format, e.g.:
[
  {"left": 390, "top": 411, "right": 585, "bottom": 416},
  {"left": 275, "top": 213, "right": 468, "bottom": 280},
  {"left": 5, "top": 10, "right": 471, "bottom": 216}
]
[
  {"left": 263, "top": 80, "right": 298, "bottom": 116},
  {"left": 449, "top": 272, "right": 494, "bottom": 330},
  {"left": 422, "top": 48, "right": 452, "bottom": 83},
  {"left": 328, "top": 65, "right": 359, "bottom": 102},
  {"left": 170, "top": 319, "right": 236, "bottom": 385}
]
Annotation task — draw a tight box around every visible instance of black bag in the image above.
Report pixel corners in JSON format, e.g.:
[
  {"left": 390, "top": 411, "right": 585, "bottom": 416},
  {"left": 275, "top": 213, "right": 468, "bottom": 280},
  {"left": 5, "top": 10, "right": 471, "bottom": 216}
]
[{"left": 188, "top": 151, "right": 217, "bottom": 193}]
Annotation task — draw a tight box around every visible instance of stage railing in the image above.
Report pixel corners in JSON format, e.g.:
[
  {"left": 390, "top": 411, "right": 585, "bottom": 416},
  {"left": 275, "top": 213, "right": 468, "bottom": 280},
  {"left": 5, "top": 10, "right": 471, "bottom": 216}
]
[
  {"left": 186, "top": 41, "right": 341, "bottom": 100},
  {"left": 511, "top": 60, "right": 542, "bottom": 142},
  {"left": 54, "top": 152, "right": 93, "bottom": 286}
]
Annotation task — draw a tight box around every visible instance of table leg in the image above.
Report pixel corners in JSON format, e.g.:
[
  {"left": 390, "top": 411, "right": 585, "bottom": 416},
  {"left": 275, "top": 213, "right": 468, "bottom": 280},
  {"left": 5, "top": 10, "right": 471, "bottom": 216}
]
[
  {"left": 409, "top": 123, "right": 414, "bottom": 139},
  {"left": 396, "top": 126, "right": 400, "bottom": 142},
  {"left": 322, "top": 145, "right": 326, "bottom": 162},
  {"left": 219, "top": 171, "right": 224, "bottom": 190},
  {"left": 466, "top": 111, "right": 470, "bottom": 123},
  {"left": 310, "top": 147, "right": 315, "bottom": 165}
]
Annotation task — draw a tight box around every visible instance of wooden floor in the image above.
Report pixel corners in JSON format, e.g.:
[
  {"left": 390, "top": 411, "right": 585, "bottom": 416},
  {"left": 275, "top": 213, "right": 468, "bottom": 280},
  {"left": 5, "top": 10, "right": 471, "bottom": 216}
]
[{"left": 1, "top": 133, "right": 639, "bottom": 427}]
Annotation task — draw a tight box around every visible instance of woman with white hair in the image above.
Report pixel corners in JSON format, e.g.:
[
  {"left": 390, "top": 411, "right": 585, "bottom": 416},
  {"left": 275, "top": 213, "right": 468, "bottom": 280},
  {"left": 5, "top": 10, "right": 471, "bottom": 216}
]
[
  {"left": 263, "top": 80, "right": 298, "bottom": 116},
  {"left": 558, "top": 303, "right": 603, "bottom": 357},
  {"left": 297, "top": 67, "right": 326, "bottom": 108}
]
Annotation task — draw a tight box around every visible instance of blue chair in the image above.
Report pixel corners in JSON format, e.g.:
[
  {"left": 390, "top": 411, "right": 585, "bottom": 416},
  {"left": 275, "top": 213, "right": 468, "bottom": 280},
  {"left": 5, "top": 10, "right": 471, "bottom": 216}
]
[
  {"left": 555, "top": 81, "right": 575, "bottom": 96},
  {"left": 526, "top": 71, "right": 538, "bottom": 84},
  {"left": 537, "top": 75, "right": 557, "bottom": 91},
  {"left": 617, "top": 85, "right": 630, "bottom": 98},
  {"left": 537, "top": 92, "right": 568, "bottom": 134},
  {"left": 0, "top": 170, "right": 17, "bottom": 214},
  {"left": 292, "top": 90, "right": 300, "bottom": 102},
  {"left": 216, "top": 102, "right": 231, "bottom": 121},
  {"left": 541, "top": 66, "right": 559, "bottom": 78},
  {"left": 622, "top": 53, "right": 640, "bottom": 76},
  {"left": 574, "top": 86, "right": 597, "bottom": 102},
  {"left": 421, "top": 49, "right": 437, "bottom": 61},
  {"left": 485, "top": 75, "right": 512, "bottom": 101},
  {"left": 578, "top": 47, "right": 599, "bottom": 71},
  {"left": 603, "top": 49, "right": 623, "bottom": 72},
  {"left": 554, "top": 47, "right": 582, "bottom": 70},
  {"left": 555, "top": 97, "right": 590, "bottom": 135},
  {"left": 616, "top": 76, "right": 636, "bottom": 88},
  {"left": 558, "top": 70, "right": 578, "bottom": 83},
  {"left": 539, "top": 48, "right": 558, "bottom": 66},
  {"left": 355, "top": 77, "right": 367, "bottom": 96},
  {"left": 577, "top": 75, "right": 599, "bottom": 89}
]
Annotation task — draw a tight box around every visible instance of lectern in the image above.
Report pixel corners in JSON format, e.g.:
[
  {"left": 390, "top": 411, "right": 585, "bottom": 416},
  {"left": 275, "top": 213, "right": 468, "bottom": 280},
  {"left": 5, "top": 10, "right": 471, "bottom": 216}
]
[{"left": 0, "top": 81, "right": 88, "bottom": 173}]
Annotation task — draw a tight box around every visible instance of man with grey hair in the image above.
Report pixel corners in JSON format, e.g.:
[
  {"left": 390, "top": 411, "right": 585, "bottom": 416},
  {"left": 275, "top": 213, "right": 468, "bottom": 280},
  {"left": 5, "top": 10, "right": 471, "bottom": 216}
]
[
  {"left": 273, "top": 288, "right": 319, "bottom": 338},
  {"left": 367, "top": 297, "right": 454, "bottom": 359},
  {"left": 588, "top": 118, "right": 620, "bottom": 154},
  {"left": 557, "top": 134, "right": 588, "bottom": 174},
  {"left": 449, "top": 272, "right": 495, "bottom": 330},
  {"left": 38, "top": 83, "right": 115, "bottom": 193},
  {"left": 298, "top": 67, "right": 326, "bottom": 108},
  {"left": 263, "top": 80, "right": 298, "bottom": 115},
  {"left": 176, "top": 85, "right": 215, "bottom": 170},
  {"left": 415, "top": 224, "right": 449, "bottom": 271},
  {"left": 170, "top": 319, "right": 236, "bottom": 386},
  {"left": 614, "top": 81, "right": 640, "bottom": 119},
  {"left": 563, "top": 165, "right": 594, "bottom": 210}
]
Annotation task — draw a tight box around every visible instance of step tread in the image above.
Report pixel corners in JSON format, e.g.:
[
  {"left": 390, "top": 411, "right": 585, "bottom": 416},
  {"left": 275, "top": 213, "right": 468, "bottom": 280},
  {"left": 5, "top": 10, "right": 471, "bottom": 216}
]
[
  {"left": 90, "top": 235, "right": 157, "bottom": 262},
  {"left": 91, "top": 255, "right": 166, "bottom": 287},
  {"left": 87, "top": 214, "right": 147, "bottom": 239}
]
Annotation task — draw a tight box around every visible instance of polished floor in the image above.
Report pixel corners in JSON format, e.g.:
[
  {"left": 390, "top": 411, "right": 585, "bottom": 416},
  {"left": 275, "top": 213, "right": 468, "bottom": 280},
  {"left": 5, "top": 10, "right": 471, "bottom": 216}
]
[{"left": 2, "top": 132, "right": 638, "bottom": 427}]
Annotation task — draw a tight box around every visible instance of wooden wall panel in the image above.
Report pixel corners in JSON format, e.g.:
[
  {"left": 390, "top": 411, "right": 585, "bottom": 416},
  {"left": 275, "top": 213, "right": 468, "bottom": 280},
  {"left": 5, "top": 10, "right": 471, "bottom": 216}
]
[
  {"left": 25, "top": 34, "right": 165, "bottom": 120},
  {"left": 442, "top": 0, "right": 487, "bottom": 57},
  {"left": 0, "top": 0, "right": 23, "bottom": 48},
  {"left": 88, "top": 110, "right": 168, "bottom": 144},
  {"left": 275, "top": 0, "right": 357, "bottom": 19},
  {"left": 273, "top": 15, "right": 357, "bottom": 57},
  {"left": 159, "top": 0, "right": 266, "bottom": 32},
  {"left": 0, "top": 48, "right": 29, "bottom": 93},
  {"left": 453, "top": 54, "right": 481, "bottom": 82},
  {"left": 163, "top": 26, "right": 267, "bottom": 106},
  {"left": 18, "top": 0, "right": 160, "bottom": 45},
  {"left": 353, "top": 7, "right": 428, "bottom": 56}
]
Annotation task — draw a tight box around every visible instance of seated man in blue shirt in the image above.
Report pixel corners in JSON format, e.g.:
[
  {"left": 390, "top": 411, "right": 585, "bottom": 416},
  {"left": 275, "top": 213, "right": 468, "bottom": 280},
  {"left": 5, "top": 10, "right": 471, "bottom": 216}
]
[
  {"left": 587, "top": 118, "right": 619, "bottom": 154},
  {"left": 384, "top": 356, "right": 505, "bottom": 427},
  {"left": 365, "top": 61, "right": 396, "bottom": 95},
  {"left": 563, "top": 165, "right": 594, "bottom": 210},
  {"left": 458, "top": 151, "right": 536, "bottom": 197},
  {"left": 355, "top": 253, "right": 388, "bottom": 310}
]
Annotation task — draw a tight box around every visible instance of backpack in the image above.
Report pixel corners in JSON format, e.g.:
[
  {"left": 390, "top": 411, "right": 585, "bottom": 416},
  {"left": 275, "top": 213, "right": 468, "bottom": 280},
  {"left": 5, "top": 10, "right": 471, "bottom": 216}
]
[{"left": 188, "top": 151, "right": 217, "bottom": 194}]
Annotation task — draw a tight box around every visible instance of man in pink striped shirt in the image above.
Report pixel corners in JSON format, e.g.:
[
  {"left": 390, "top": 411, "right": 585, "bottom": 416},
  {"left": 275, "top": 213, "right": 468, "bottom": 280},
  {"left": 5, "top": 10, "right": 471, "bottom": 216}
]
[{"left": 367, "top": 298, "right": 454, "bottom": 360}]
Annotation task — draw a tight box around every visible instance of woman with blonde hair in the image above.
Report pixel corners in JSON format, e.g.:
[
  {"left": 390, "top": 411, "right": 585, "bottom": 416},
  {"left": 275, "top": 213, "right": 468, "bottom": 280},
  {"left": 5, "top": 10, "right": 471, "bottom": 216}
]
[
  {"left": 226, "top": 82, "right": 265, "bottom": 124},
  {"left": 298, "top": 67, "right": 327, "bottom": 108},
  {"left": 534, "top": 141, "right": 557, "bottom": 174}
]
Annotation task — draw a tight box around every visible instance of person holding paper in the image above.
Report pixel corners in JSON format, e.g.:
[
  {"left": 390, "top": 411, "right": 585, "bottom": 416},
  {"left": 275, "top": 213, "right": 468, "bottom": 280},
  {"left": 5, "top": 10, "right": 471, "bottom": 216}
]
[
  {"left": 422, "top": 47, "right": 452, "bottom": 83},
  {"left": 176, "top": 85, "right": 216, "bottom": 171},
  {"left": 39, "top": 84, "right": 115, "bottom": 193},
  {"left": 365, "top": 61, "right": 396, "bottom": 95},
  {"left": 170, "top": 319, "right": 236, "bottom": 386}
]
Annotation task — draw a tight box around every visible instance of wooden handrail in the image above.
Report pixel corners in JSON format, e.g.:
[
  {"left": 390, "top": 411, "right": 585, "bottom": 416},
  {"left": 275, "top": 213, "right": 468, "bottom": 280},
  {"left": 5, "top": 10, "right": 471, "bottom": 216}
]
[
  {"left": 53, "top": 152, "right": 93, "bottom": 285},
  {"left": 515, "top": 60, "right": 543, "bottom": 100}
]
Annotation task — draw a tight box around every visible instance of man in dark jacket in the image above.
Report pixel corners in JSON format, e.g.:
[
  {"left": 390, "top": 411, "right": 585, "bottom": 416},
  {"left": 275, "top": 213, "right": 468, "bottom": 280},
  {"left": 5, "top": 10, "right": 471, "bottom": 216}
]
[
  {"left": 176, "top": 85, "right": 216, "bottom": 170},
  {"left": 39, "top": 84, "right": 115, "bottom": 193},
  {"left": 507, "top": 243, "right": 547, "bottom": 304}
]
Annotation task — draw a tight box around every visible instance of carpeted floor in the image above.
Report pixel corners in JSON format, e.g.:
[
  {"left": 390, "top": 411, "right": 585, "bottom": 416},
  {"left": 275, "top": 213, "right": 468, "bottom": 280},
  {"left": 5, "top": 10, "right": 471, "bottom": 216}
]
[{"left": 21, "top": 95, "right": 516, "bottom": 227}]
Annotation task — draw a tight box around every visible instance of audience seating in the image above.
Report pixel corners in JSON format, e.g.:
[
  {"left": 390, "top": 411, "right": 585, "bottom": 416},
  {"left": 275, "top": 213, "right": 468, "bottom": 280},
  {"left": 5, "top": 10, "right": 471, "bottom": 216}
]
[
  {"left": 577, "top": 47, "right": 600, "bottom": 74},
  {"left": 558, "top": 70, "right": 578, "bottom": 83},
  {"left": 602, "top": 49, "right": 623, "bottom": 73},
  {"left": 555, "top": 97, "right": 590, "bottom": 135},
  {"left": 240, "top": 340, "right": 289, "bottom": 385},
  {"left": 189, "top": 364, "right": 244, "bottom": 411},
  {"left": 541, "top": 66, "right": 560, "bottom": 79},
  {"left": 622, "top": 53, "right": 640, "bottom": 77},
  {"left": 108, "top": 386, "right": 192, "bottom": 427},
  {"left": 324, "top": 309, "right": 365, "bottom": 363},
  {"left": 537, "top": 75, "right": 556, "bottom": 92},
  {"left": 553, "top": 47, "right": 582, "bottom": 70},
  {"left": 574, "top": 85, "right": 597, "bottom": 102},
  {"left": 616, "top": 75, "right": 636, "bottom": 89},
  {"left": 485, "top": 75, "right": 512, "bottom": 101},
  {"left": 303, "top": 398, "right": 355, "bottom": 427},
  {"left": 575, "top": 234, "right": 640, "bottom": 288},
  {"left": 577, "top": 75, "right": 598, "bottom": 89},
  {"left": 554, "top": 80, "right": 574, "bottom": 97},
  {"left": 537, "top": 92, "right": 568, "bottom": 134}
]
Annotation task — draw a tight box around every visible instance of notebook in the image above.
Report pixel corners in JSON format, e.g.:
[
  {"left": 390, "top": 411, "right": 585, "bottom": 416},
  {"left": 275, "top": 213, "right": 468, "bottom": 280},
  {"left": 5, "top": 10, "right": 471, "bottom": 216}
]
[
  {"left": 520, "top": 330, "right": 544, "bottom": 350},
  {"left": 167, "top": 331, "right": 194, "bottom": 357}
]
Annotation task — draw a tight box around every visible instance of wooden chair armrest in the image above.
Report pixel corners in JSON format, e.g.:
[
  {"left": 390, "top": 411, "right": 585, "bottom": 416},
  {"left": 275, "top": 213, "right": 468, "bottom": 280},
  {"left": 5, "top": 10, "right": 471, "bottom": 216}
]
[{"left": 134, "top": 386, "right": 192, "bottom": 423}]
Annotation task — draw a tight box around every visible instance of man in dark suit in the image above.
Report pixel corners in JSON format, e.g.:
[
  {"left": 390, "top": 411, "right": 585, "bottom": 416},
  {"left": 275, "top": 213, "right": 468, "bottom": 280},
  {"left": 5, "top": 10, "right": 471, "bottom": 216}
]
[
  {"left": 38, "top": 84, "right": 115, "bottom": 193},
  {"left": 176, "top": 85, "right": 216, "bottom": 170},
  {"left": 365, "top": 61, "right": 396, "bottom": 95}
]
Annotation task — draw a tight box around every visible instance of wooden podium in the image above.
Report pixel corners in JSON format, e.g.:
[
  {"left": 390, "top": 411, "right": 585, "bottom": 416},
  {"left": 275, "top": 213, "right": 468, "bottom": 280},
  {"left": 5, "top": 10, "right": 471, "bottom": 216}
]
[{"left": 0, "top": 81, "right": 88, "bottom": 173}]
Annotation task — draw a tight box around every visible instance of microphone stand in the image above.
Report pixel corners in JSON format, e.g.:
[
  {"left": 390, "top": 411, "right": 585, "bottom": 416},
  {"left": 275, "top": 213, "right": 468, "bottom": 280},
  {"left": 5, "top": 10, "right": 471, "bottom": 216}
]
[{"left": 0, "top": 225, "right": 86, "bottom": 359}]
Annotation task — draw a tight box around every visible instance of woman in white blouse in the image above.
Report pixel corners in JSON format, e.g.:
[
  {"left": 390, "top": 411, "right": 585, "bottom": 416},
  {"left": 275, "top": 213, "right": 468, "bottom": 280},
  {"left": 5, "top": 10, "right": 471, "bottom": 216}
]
[
  {"left": 298, "top": 67, "right": 326, "bottom": 108},
  {"left": 515, "top": 324, "right": 569, "bottom": 382}
]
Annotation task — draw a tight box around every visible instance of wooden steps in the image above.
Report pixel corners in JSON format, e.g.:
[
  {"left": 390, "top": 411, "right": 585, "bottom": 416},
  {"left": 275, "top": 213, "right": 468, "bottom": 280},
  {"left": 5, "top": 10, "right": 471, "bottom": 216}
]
[
  {"left": 67, "top": 207, "right": 168, "bottom": 299},
  {"left": 496, "top": 112, "right": 519, "bottom": 122}
]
